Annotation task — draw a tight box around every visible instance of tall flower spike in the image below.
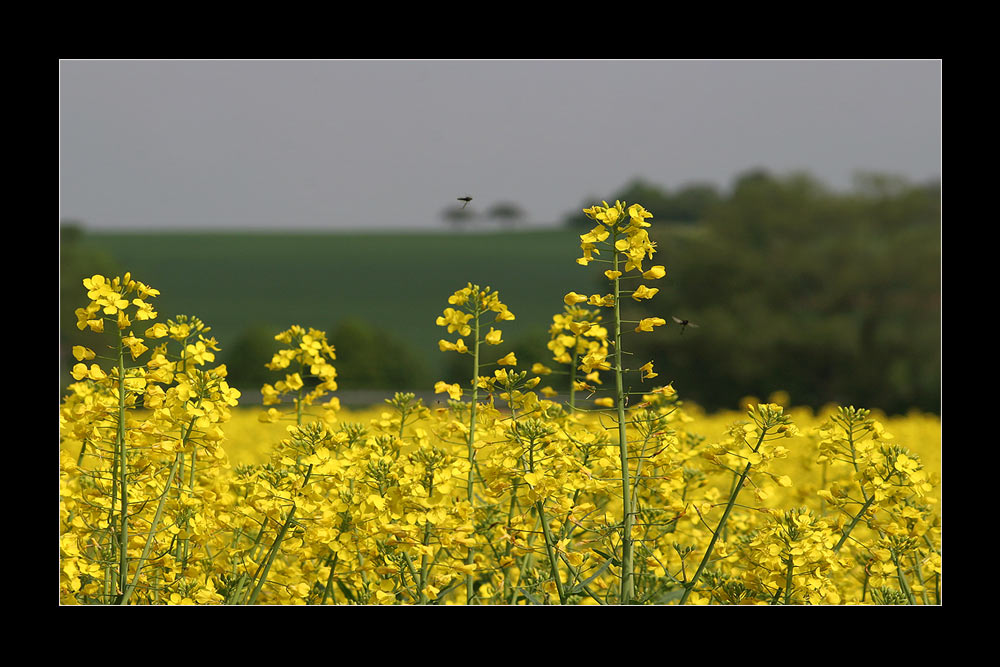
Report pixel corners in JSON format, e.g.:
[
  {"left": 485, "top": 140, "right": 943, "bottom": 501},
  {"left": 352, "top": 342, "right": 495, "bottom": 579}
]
[{"left": 573, "top": 200, "right": 667, "bottom": 604}]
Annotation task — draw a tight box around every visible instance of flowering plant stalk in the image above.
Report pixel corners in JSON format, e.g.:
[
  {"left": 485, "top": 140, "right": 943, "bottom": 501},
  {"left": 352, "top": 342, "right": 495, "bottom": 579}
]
[
  {"left": 62, "top": 275, "right": 238, "bottom": 604},
  {"left": 436, "top": 283, "right": 515, "bottom": 602},
  {"left": 244, "top": 326, "right": 338, "bottom": 603},
  {"left": 534, "top": 304, "right": 608, "bottom": 411},
  {"left": 677, "top": 403, "right": 796, "bottom": 604},
  {"left": 815, "top": 406, "right": 939, "bottom": 604},
  {"left": 573, "top": 200, "right": 667, "bottom": 603}
]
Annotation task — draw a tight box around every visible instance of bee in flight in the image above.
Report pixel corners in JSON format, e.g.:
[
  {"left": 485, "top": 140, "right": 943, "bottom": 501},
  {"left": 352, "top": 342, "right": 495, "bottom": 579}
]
[
  {"left": 672, "top": 316, "right": 699, "bottom": 335},
  {"left": 457, "top": 196, "right": 473, "bottom": 209}
]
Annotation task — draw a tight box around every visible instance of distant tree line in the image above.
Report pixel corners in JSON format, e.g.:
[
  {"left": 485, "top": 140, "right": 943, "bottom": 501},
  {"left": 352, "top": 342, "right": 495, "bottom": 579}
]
[
  {"left": 441, "top": 200, "right": 527, "bottom": 230},
  {"left": 564, "top": 178, "right": 723, "bottom": 228},
  {"left": 594, "top": 169, "right": 940, "bottom": 414},
  {"left": 60, "top": 167, "right": 941, "bottom": 414}
]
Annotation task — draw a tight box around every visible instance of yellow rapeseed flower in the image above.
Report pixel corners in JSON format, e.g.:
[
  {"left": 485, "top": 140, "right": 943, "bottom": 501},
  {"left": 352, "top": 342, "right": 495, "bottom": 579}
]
[
  {"left": 581, "top": 226, "right": 610, "bottom": 244},
  {"left": 627, "top": 203, "right": 653, "bottom": 227},
  {"left": 436, "top": 307, "right": 473, "bottom": 336},
  {"left": 635, "top": 317, "right": 666, "bottom": 333},
  {"left": 122, "top": 333, "right": 148, "bottom": 360},
  {"left": 434, "top": 381, "right": 463, "bottom": 400},
  {"left": 284, "top": 372, "right": 304, "bottom": 391},
  {"left": 642, "top": 265, "right": 666, "bottom": 280},
  {"left": 144, "top": 322, "right": 168, "bottom": 338},
  {"left": 439, "top": 339, "right": 470, "bottom": 354},
  {"left": 631, "top": 285, "right": 659, "bottom": 301},
  {"left": 496, "top": 352, "right": 517, "bottom": 366}
]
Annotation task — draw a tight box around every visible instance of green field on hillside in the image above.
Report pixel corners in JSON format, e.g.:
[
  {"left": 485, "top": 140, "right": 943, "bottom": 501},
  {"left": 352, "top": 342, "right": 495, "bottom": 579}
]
[{"left": 73, "top": 228, "right": 595, "bottom": 384}]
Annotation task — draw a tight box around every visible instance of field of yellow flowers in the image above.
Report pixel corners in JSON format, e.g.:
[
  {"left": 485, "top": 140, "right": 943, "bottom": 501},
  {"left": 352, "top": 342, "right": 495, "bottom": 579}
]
[{"left": 59, "top": 201, "right": 941, "bottom": 605}]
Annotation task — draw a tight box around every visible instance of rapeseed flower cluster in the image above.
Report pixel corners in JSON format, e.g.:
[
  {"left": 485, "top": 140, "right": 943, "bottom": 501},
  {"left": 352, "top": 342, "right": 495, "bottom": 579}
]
[
  {"left": 259, "top": 326, "right": 339, "bottom": 424},
  {"left": 535, "top": 304, "right": 609, "bottom": 406},
  {"left": 61, "top": 276, "right": 237, "bottom": 604},
  {"left": 568, "top": 200, "right": 674, "bottom": 602},
  {"left": 810, "top": 407, "right": 940, "bottom": 603}
]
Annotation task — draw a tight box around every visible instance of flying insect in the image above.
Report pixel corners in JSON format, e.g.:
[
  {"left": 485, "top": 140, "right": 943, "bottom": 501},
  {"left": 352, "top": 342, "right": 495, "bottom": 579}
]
[
  {"left": 457, "top": 196, "right": 473, "bottom": 209},
  {"left": 672, "top": 316, "right": 699, "bottom": 335}
]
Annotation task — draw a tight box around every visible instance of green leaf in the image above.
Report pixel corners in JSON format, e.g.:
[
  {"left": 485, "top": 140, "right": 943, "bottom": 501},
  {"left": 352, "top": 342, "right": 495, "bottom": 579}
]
[
  {"left": 566, "top": 558, "right": 613, "bottom": 596},
  {"left": 593, "top": 549, "right": 621, "bottom": 567}
]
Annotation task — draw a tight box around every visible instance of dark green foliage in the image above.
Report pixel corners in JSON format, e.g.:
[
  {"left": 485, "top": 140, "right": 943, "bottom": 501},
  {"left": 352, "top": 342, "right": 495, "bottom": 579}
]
[
  {"left": 508, "top": 329, "right": 564, "bottom": 388},
  {"left": 564, "top": 177, "right": 722, "bottom": 228},
  {"left": 329, "top": 318, "right": 432, "bottom": 390},
  {"left": 59, "top": 222, "right": 123, "bottom": 392},
  {"left": 221, "top": 324, "right": 283, "bottom": 392},
  {"left": 624, "top": 169, "right": 940, "bottom": 414}
]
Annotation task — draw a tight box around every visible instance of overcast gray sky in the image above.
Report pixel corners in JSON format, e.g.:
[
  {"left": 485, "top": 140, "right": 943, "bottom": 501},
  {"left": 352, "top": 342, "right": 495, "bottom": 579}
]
[{"left": 59, "top": 59, "right": 941, "bottom": 231}]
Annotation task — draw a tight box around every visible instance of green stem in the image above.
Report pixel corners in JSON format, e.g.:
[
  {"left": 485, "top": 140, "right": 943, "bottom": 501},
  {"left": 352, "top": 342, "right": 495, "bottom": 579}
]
[
  {"left": 320, "top": 552, "right": 340, "bottom": 605},
  {"left": 629, "top": 429, "right": 654, "bottom": 511},
  {"left": 119, "top": 452, "right": 182, "bottom": 604},
  {"left": 536, "top": 500, "right": 566, "bottom": 604},
  {"left": 247, "top": 505, "right": 297, "bottom": 605},
  {"left": 227, "top": 573, "right": 249, "bottom": 605},
  {"left": 107, "top": 431, "right": 120, "bottom": 601},
  {"left": 723, "top": 471, "right": 739, "bottom": 543},
  {"left": 526, "top": 432, "right": 565, "bottom": 604},
  {"left": 180, "top": 448, "right": 197, "bottom": 569},
  {"left": 465, "top": 309, "right": 481, "bottom": 603},
  {"left": 833, "top": 494, "right": 876, "bottom": 553},
  {"left": 910, "top": 552, "right": 930, "bottom": 605},
  {"left": 679, "top": 428, "right": 768, "bottom": 605},
  {"left": 569, "top": 344, "right": 579, "bottom": 411},
  {"left": 893, "top": 552, "right": 917, "bottom": 605},
  {"left": 503, "top": 478, "right": 521, "bottom": 604},
  {"left": 611, "top": 237, "right": 634, "bottom": 604},
  {"left": 115, "top": 328, "right": 129, "bottom": 599},
  {"left": 783, "top": 554, "right": 795, "bottom": 605},
  {"left": 76, "top": 439, "right": 88, "bottom": 467},
  {"left": 417, "top": 519, "right": 433, "bottom": 604}
]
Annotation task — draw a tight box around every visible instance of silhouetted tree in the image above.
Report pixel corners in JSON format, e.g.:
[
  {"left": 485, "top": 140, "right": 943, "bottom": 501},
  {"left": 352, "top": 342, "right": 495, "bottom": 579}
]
[
  {"left": 563, "top": 177, "right": 722, "bottom": 227},
  {"left": 442, "top": 205, "right": 476, "bottom": 231},
  {"left": 487, "top": 201, "right": 525, "bottom": 230}
]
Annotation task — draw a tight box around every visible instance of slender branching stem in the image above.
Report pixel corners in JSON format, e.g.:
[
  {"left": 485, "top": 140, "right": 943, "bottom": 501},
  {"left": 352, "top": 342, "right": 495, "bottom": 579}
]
[
  {"left": 120, "top": 451, "right": 182, "bottom": 604},
  {"left": 115, "top": 328, "right": 129, "bottom": 599},
  {"left": 465, "top": 309, "right": 481, "bottom": 603},
  {"left": 783, "top": 554, "right": 795, "bottom": 605},
  {"left": 611, "top": 229, "right": 634, "bottom": 604},
  {"left": 247, "top": 504, "right": 297, "bottom": 605},
  {"left": 679, "top": 427, "right": 768, "bottom": 605},
  {"left": 834, "top": 494, "right": 876, "bottom": 553}
]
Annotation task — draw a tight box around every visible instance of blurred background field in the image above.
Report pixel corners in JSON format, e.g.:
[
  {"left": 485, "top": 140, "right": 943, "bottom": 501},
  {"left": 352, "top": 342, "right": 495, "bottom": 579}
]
[
  {"left": 215, "top": 398, "right": 942, "bottom": 512},
  {"left": 60, "top": 170, "right": 940, "bottom": 416}
]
